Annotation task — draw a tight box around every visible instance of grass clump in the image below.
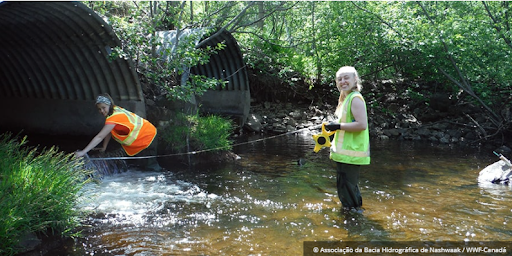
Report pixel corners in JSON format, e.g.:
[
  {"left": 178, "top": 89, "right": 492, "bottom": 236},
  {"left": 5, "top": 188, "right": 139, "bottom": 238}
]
[
  {"left": 162, "top": 112, "right": 234, "bottom": 153},
  {"left": 0, "top": 133, "right": 91, "bottom": 256}
]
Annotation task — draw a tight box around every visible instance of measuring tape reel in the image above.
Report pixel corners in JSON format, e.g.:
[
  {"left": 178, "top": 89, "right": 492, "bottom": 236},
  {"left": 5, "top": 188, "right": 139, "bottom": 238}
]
[{"left": 312, "top": 123, "right": 336, "bottom": 153}]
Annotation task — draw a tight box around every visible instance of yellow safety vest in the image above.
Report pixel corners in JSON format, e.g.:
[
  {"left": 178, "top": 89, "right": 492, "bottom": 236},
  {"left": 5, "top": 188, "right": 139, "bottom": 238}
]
[{"left": 330, "top": 91, "right": 370, "bottom": 165}]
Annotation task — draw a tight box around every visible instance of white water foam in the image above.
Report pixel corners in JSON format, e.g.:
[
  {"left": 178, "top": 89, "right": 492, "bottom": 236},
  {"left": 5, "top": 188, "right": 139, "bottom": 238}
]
[{"left": 78, "top": 169, "right": 218, "bottom": 226}]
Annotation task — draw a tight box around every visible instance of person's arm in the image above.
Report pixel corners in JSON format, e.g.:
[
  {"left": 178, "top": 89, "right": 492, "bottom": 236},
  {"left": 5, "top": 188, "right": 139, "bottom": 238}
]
[
  {"left": 75, "top": 124, "right": 115, "bottom": 157},
  {"left": 95, "top": 133, "right": 111, "bottom": 152},
  {"left": 325, "top": 97, "right": 368, "bottom": 132}
]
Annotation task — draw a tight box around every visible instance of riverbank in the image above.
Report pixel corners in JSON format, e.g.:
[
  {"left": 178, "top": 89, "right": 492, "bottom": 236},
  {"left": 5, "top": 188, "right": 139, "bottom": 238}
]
[
  {"left": 245, "top": 100, "right": 487, "bottom": 147},
  {"left": 243, "top": 79, "right": 509, "bottom": 152},
  {"left": 140, "top": 66, "right": 511, "bottom": 153},
  {"left": 0, "top": 134, "right": 91, "bottom": 256}
]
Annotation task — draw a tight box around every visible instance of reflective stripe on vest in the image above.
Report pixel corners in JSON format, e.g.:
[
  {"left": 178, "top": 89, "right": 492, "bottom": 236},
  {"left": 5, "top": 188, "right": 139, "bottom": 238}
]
[
  {"left": 330, "top": 91, "right": 370, "bottom": 164},
  {"left": 108, "top": 106, "right": 143, "bottom": 146}
]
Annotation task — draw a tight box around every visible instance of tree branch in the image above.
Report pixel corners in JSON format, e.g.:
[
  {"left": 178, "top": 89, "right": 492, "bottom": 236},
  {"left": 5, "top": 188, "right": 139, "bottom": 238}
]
[
  {"left": 482, "top": 1, "right": 512, "bottom": 51},
  {"left": 350, "top": 1, "right": 405, "bottom": 38},
  {"left": 230, "top": 2, "right": 298, "bottom": 32},
  {"left": 196, "top": 2, "right": 256, "bottom": 48},
  {"left": 416, "top": 1, "right": 501, "bottom": 124}
]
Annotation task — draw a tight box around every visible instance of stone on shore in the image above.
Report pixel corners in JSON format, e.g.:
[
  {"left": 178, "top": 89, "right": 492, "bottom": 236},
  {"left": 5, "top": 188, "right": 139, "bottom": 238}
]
[{"left": 478, "top": 160, "right": 512, "bottom": 185}]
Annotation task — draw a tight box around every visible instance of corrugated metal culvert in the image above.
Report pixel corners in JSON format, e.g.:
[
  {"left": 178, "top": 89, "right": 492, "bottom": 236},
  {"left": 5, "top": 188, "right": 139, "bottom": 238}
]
[
  {"left": 0, "top": 2, "right": 250, "bottom": 135},
  {"left": 0, "top": 2, "right": 144, "bottom": 135},
  {"left": 156, "top": 28, "right": 249, "bottom": 92},
  {"left": 0, "top": 1, "right": 142, "bottom": 101},
  {"left": 192, "top": 29, "right": 250, "bottom": 123},
  {"left": 191, "top": 29, "right": 249, "bottom": 92},
  {"left": 156, "top": 28, "right": 250, "bottom": 122}
]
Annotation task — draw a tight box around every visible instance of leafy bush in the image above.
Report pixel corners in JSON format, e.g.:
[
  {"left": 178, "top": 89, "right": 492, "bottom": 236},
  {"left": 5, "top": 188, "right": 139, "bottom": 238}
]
[
  {"left": 0, "top": 133, "right": 91, "bottom": 256},
  {"left": 162, "top": 112, "right": 233, "bottom": 153},
  {"left": 193, "top": 115, "right": 233, "bottom": 151},
  {"left": 89, "top": 1, "right": 226, "bottom": 102}
]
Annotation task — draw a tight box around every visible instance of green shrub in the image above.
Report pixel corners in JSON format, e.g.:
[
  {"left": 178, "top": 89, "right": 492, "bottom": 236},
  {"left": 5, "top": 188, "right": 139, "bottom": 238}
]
[
  {"left": 162, "top": 112, "right": 233, "bottom": 153},
  {"left": 0, "top": 133, "right": 91, "bottom": 256},
  {"left": 193, "top": 115, "right": 233, "bottom": 151}
]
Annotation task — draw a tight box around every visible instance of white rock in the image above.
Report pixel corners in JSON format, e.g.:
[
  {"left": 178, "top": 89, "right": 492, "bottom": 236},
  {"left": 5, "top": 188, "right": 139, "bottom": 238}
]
[{"left": 478, "top": 160, "right": 512, "bottom": 185}]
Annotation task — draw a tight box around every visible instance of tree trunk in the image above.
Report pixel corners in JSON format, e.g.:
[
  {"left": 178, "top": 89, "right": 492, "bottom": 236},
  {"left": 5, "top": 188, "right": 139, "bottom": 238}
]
[{"left": 258, "top": 2, "right": 264, "bottom": 29}]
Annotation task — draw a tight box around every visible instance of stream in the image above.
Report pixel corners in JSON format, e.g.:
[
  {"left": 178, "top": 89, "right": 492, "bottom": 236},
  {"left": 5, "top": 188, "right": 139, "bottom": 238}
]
[{"left": 42, "top": 133, "right": 512, "bottom": 255}]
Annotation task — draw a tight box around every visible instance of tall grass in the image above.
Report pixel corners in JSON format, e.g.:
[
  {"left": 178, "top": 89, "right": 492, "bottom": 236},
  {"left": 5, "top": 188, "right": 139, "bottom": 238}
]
[
  {"left": 0, "top": 133, "right": 91, "bottom": 256},
  {"left": 162, "top": 112, "right": 233, "bottom": 153},
  {"left": 193, "top": 114, "right": 233, "bottom": 151}
]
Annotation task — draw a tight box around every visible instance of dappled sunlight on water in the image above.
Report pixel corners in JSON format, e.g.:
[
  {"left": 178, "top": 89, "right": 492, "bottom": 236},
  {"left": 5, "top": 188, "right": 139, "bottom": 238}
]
[{"left": 49, "top": 135, "right": 512, "bottom": 255}]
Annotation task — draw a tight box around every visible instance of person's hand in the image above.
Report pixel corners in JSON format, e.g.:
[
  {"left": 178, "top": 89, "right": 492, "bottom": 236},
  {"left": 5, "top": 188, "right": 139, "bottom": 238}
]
[
  {"left": 324, "top": 122, "right": 341, "bottom": 131},
  {"left": 75, "top": 150, "right": 86, "bottom": 157}
]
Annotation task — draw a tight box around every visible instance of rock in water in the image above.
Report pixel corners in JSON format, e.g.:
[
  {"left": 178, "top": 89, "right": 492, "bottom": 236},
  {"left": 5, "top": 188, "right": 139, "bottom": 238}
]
[{"left": 478, "top": 160, "right": 512, "bottom": 185}]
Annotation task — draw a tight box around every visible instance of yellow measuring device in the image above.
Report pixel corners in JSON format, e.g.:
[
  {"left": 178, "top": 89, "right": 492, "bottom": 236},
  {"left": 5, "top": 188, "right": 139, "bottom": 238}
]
[{"left": 312, "top": 123, "right": 336, "bottom": 153}]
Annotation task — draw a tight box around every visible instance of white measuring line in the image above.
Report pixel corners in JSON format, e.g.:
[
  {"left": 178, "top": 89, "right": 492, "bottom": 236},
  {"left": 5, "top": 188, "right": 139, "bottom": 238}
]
[{"left": 86, "top": 123, "right": 323, "bottom": 161}]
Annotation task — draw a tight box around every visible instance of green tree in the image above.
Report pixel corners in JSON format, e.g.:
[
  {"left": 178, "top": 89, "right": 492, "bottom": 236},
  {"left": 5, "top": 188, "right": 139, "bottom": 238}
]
[
  {"left": 85, "top": 1, "right": 512, "bottom": 141},
  {"left": 87, "top": 1, "right": 225, "bottom": 102}
]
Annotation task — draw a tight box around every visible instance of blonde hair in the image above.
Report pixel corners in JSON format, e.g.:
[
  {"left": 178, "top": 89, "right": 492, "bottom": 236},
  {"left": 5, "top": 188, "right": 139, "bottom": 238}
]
[{"left": 335, "top": 66, "right": 362, "bottom": 117}]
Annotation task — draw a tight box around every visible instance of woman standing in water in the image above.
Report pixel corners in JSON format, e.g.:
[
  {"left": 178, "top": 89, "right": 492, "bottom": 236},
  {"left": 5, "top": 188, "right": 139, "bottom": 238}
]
[
  {"left": 75, "top": 93, "right": 162, "bottom": 171},
  {"left": 325, "top": 66, "right": 370, "bottom": 210}
]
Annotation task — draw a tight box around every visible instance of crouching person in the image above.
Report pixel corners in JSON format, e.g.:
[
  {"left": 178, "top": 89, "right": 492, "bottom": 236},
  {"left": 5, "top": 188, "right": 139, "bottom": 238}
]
[{"left": 75, "top": 93, "right": 162, "bottom": 172}]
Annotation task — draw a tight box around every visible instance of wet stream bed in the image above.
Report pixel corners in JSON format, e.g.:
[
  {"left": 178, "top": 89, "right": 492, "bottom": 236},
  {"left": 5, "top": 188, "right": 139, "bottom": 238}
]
[{"left": 40, "top": 133, "right": 512, "bottom": 255}]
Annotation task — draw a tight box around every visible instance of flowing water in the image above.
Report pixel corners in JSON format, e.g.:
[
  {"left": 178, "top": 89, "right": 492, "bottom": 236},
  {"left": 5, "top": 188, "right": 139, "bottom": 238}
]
[{"left": 45, "top": 132, "right": 512, "bottom": 255}]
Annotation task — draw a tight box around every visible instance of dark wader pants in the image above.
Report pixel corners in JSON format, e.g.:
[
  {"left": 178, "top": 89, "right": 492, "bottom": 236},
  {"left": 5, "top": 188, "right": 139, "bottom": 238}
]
[{"left": 336, "top": 162, "right": 362, "bottom": 208}]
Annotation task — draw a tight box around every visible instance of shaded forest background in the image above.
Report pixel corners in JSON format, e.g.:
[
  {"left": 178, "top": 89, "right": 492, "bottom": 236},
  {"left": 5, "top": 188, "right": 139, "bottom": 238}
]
[{"left": 86, "top": 1, "right": 512, "bottom": 147}]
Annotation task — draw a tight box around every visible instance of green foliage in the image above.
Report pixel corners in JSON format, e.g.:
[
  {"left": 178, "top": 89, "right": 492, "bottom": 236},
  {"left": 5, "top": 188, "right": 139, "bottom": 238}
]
[
  {"left": 0, "top": 133, "right": 91, "bottom": 256},
  {"left": 160, "top": 112, "right": 190, "bottom": 151},
  {"left": 407, "top": 89, "right": 429, "bottom": 105},
  {"left": 158, "top": 40, "right": 227, "bottom": 102},
  {"left": 164, "top": 74, "right": 228, "bottom": 102},
  {"left": 194, "top": 115, "right": 234, "bottom": 151},
  {"left": 87, "top": 1, "right": 226, "bottom": 102},
  {"left": 234, "top": 1, "right": 512, "bottom": 112},
  {"left": 161, "top": 112, "right": 233, "bottom": 153},
  {"left": 85, "top": 1, "right": 512, "bottom": 131}
]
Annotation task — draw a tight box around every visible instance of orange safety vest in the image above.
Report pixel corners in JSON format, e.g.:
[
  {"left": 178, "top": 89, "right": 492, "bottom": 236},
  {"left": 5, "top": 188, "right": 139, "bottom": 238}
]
[{"left": 106, "top": 106, "right": 157, "bottom": 156}]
